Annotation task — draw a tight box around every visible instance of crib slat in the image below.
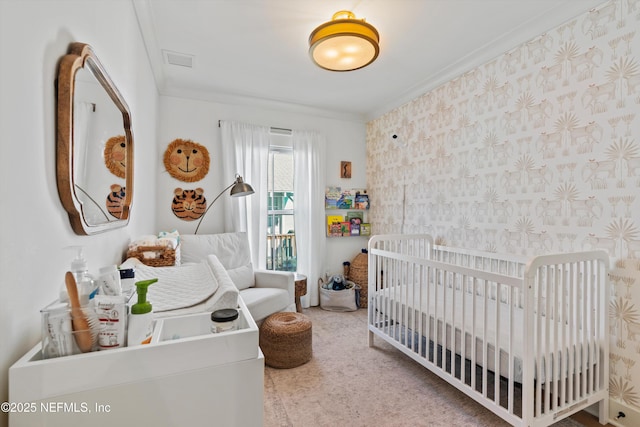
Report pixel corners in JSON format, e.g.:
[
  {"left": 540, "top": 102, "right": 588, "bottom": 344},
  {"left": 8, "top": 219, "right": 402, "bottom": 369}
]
[
  {"left": 582, "top": 260, "right": 588, "bottom": 398},
  {"left": 418, "top": 263, "right": 425, "bottom": 358},
  {"left": 551, "top": 265, "right": 565, "bottom": 411},
  {"left": 560, "top": 263, "right": 567, "bottom": 409},
  {"left": 440, "top": 268, "right": 446, "bottom": 371},
  {"left": 593, "top": 259, "right": 601, "bottom": 393},
  {"left": 494, "top": 280, "right": 500, "bottom": 406},
  {"left": 535, "top": 267, "right": 542, "bottom": 418},
  {"left": 569, "top": 261, "right": 576, "bottom": 403},
  {"left": 544, "top": 266, "right": 551, "bottom": 415},
  {"left": 507, "top": 287, "right": 516, "bottom": 413},
  {"left": 471, "top": 276, "right": 477, "bottom": 392},
  {"left": 449, "top": 271, "right": 456, "bottom": 378},
  {"left": 482, "top": 278, "right": 488, "bottom": 399},
  {"left": 591, "top": 259, "right": 598, "bottom": 392},
  {"left": 592, "top": 260, "right": 598, "bottom": 392},
  {"left": 402, "top": 258, "right": 408, "bottom": 349},
  {"left": 460, "top": 273, "right": 467, "bottom": 386}
]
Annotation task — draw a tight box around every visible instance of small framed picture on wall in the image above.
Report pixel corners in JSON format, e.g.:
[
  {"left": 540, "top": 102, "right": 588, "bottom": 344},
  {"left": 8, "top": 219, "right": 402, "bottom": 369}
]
[{"left": 340, "top": 161, "right": 352, "bottom": 178}]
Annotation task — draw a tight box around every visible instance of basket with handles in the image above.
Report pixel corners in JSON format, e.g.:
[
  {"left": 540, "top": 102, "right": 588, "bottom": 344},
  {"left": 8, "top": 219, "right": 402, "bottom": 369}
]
[
  {"left": 318, "top": 276, "right": 360, "bottom": 312},
  {"left": 126, "top": 245, "right": 176, "bottom": 267}
]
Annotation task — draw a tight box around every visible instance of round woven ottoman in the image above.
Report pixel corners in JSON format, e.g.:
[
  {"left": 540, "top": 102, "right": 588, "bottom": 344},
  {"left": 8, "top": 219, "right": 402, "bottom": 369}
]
[{"left": 259, "top": 312, "right": 312, "bottom": 369}]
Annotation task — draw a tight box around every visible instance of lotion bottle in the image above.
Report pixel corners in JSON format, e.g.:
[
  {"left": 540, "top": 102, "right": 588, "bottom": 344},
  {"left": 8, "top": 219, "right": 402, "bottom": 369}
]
[
  {"left": 127, "top": 278, "right": 157, "bottom": 346},
  {"left": 97, "top": 265, "right": 122, "bottom": 296}
]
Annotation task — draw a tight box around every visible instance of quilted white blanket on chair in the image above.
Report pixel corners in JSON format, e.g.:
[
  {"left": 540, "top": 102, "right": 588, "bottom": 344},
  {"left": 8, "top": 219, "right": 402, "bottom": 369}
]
[{"left": 133, "top": 255, "right": 239, "bottom": 316}]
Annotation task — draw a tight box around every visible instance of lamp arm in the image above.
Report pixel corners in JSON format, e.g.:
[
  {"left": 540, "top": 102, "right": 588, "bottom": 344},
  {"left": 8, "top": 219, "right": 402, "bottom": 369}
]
[{"left": 194, "top": 181, "right": 236, "bottom": 234}]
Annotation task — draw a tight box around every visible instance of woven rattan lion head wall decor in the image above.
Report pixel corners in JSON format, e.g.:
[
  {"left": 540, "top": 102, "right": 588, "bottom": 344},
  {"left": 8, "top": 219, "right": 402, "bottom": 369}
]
[
  {"left": 163, "top": 138, "right": 210, "bottom": 182},
  {"left": 104, "top": 135, "right": 127, "bottom": 178},
  {"left": 171, "top": 187, "right": 207, "bottom": 221}
]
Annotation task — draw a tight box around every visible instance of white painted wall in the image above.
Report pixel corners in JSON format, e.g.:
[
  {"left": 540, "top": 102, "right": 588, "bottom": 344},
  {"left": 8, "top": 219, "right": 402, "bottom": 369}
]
[
  {"left": 0, "top": 2, "right": 158, "bottom": 425},
  {"left": 156, "top": 96, "right": 367, "bottom": 278},
  {"left": 0, "top": 2, "right": 366, "bottom": 423}
]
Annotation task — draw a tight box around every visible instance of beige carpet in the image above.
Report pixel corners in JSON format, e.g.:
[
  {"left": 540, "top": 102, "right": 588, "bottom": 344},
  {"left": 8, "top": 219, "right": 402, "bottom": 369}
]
[{"left": 264, "top": 307, "right": 585, "bottom": 427}]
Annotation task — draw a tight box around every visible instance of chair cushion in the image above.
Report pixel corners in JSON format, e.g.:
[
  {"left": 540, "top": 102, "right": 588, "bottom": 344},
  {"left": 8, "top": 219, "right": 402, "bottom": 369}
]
[
  {"left": 227, "top": 264, "right": 255, "bottom": 290},
  {"left": 180, "top": 233, "right": 255, "bottom": 289},
  {"left": 180, "top": 233, "right": 252, "bottom": 268},
  {"left": 240, "top": 287, "right": 291, "bottom": 323}
]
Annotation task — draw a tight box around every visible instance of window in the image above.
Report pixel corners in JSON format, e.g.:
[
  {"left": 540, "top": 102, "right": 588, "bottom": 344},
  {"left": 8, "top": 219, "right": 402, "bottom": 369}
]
[{"left": 266, "top": 143, "right": 296, "bottom": 271}]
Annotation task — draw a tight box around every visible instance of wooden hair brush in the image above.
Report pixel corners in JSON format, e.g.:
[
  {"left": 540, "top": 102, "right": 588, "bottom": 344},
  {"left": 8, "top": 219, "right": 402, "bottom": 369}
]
[{"left": 65, "top": 271, "right": 99, "bottom": 352}]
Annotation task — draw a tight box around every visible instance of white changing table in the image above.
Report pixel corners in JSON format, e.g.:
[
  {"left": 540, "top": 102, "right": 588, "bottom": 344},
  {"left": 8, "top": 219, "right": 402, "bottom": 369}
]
[{"left": 9, "top": 297, "right": 263, "bottom": 427}]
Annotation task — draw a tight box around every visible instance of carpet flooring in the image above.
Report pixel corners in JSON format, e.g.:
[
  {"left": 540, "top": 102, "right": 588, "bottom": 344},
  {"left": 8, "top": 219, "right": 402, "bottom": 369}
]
[{"left": 263, "top": 307, "right": 589, "bottom": 427}]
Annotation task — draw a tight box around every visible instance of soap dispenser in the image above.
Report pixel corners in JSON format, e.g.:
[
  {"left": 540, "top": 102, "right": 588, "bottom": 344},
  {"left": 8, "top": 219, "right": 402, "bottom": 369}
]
[
  {"left": 60, "top": 246, "right": 96, "bottom": 305},
  {"left": 128, "top": 278, "right": 158, "bottom": 346}
]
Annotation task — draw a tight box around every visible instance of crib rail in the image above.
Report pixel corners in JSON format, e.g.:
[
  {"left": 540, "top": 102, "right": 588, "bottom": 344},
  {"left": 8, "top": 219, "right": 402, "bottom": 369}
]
[{"left": 367, "top": 234, "right": 609, "bottom": 427}]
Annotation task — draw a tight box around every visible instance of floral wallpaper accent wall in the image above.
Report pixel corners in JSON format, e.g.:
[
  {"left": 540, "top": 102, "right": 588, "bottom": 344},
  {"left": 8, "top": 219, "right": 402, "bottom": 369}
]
[{"left": 367, "top": 0, "right": 640, "bottom": 411}]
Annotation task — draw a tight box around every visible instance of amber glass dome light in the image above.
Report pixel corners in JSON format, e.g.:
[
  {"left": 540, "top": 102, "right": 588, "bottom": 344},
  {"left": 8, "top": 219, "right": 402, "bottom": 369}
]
[{"left": 309, "top": 10, "right": 380, "bottom": 72}]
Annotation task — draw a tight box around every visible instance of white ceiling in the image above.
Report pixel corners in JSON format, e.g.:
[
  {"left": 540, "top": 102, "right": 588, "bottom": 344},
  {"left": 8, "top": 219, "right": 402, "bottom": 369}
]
[{"left": 133, "top": 0, "right": 605, "bottom": 121}]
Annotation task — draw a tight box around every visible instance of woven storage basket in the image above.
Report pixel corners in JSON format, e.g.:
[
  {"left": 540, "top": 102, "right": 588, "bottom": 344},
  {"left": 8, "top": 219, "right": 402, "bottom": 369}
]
[
  {"left": 126, "top": 245, "right": 176, "bottom": 267},
  {"left": 347, "top": 250, "right": 368, "bottom": 308},
  {"left": 259, "top": 312, "right": 312, "bottom": 369}
]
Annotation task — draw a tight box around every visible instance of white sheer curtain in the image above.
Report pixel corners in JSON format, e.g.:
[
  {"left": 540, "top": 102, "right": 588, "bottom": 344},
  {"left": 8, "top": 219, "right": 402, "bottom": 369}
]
[
  {"left": 293, "top": 130, "right": 326, "bottom": 307},
  {"left": 220, "top": 121, "right": 270, "bottom": 269},
  {"left": 74, "top": 102, "right": 94, "bottom": 185},
  {"left": 74, "top": 102, "right": 106, "bottom": 223}
]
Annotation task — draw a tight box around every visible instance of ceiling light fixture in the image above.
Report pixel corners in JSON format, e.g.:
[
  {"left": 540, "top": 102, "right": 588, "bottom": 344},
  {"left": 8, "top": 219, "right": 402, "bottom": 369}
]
[{"left": 309, "top": 10, "right": 379, "bottom": 72}]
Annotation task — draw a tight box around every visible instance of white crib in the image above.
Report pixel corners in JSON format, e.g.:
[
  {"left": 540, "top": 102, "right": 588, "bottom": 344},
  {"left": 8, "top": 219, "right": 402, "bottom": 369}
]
[{"left": 368, "top": 234, "right": 609, "bottom": 427}]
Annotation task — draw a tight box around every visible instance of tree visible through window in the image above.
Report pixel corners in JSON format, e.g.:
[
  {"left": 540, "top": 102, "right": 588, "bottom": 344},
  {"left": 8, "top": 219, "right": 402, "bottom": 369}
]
[{"left": 266, "top": 145, "right": 295, "bottom": 271}]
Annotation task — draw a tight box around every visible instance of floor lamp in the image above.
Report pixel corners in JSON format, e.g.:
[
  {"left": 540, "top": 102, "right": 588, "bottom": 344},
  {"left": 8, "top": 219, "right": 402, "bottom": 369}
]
[{"left": 194, "top": 174, "right": 254, "bottom": 234}]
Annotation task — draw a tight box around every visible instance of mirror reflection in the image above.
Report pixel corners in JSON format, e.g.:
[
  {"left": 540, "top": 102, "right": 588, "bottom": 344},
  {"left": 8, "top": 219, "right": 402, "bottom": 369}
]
[
  {"left": 57, "top": 43, "right": 134, "bottom": 235},
  {"left": 73, "top": 65, "right": 129, "bottom": 225}
]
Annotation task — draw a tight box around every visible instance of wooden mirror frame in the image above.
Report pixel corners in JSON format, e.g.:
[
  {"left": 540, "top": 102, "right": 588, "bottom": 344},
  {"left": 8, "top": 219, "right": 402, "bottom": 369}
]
[{"left": 56, "top": 42, "right": 134, "bottom": 235}]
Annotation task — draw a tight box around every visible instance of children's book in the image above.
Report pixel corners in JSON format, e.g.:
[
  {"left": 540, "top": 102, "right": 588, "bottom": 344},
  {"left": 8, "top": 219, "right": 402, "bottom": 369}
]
[
  {"left": 325, "top": 186, "right": 342, "bottom": 209},
  {"left": 354, "top": 192, "right": 370, "bottom": 210},
  {"left": 340, "top": 222, "right": 351, "bottom": 236},
  {"left": 329, "top": 223, "right": 342, "bottom": 237},
  {"left": 360, "top": 223, "right": 371, "bottom": 236},
  {"left": 346, "top": 211, "right": 364, "bottom": 224},
  {"left": 347, "top": 212, "right": 363, "bottom": 236},
  {"left": 350, "top": 223, "right": 360, "bottom": 236},
  {"left": 326, "top": 215, "right": 344, "bottom": 236},
  {"left": 336, "top": 194, "right": 353, "bottom": 209}
]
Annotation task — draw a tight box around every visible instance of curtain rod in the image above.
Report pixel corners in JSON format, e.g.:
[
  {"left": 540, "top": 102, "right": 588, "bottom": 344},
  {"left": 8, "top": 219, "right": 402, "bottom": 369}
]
[{"left": 217, "top": 120, "right": 292, "bottom": 135}]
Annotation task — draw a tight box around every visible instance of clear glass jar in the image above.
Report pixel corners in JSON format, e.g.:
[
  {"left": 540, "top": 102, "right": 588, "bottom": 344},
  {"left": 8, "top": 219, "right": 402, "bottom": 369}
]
[{"left": 211, "top": 308, "right": 239, "bottom": 333}]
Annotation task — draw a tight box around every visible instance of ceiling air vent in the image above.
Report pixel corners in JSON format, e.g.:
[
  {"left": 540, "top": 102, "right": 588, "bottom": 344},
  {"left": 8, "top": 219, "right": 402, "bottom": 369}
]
[{"left": 162, "top": 50, "right": 194, "bottom": 68}]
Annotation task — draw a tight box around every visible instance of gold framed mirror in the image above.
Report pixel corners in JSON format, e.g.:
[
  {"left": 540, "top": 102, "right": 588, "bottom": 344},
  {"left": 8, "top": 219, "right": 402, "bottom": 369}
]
[{"left": 56, "top": 42, "right": 134, "bottom": 235}]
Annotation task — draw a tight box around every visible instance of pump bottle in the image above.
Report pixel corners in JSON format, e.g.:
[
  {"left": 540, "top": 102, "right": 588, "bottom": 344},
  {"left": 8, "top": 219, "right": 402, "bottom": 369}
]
[
  {"left": 60, "top": 246, "right": 96, "bottom": 305},
  {"left": 127, "top": 278, "right": 157, "bottom": 346}
]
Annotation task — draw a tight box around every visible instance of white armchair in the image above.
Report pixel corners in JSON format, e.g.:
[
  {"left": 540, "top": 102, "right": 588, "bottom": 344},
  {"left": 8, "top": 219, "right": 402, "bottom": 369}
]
[{"left": 180, "top": 232, "right": 296, "bottom": 324}]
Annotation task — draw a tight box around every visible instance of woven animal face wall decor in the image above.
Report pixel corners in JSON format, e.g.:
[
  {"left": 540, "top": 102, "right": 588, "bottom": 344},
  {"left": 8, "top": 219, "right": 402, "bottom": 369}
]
[
  {"left": 163, "top": 138, "right": 210, "bottom": 182},
  {"left": 106, "top": 184, "right": 126, "bottom": 218},
  {"left": 103, "top": 135, "right": 127, "bottom": 178},
  {"left": 172, "top": 187, "right": 207, "bottom": 221}
]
